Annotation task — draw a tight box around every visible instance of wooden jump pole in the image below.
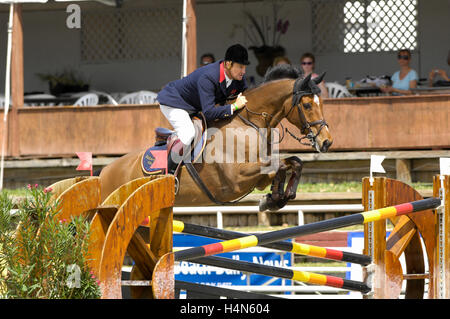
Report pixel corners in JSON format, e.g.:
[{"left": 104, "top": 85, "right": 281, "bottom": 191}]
[
  {"left": 174, "top": 197, "right": 441, "bottom": 262},
  {"left": 173, "top": 220, "right": 372, "bottom": 266}
]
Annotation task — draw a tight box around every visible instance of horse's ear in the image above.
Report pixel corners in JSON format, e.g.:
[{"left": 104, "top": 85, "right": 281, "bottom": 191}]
[
  {"left": 312, "top": 72, "right": 326, "bottom": 85},
  {"left": 296, "top": 73, "right": 312, "bottom": 91}
]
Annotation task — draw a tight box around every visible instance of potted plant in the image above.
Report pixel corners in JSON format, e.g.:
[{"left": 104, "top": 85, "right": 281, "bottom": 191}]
[
  {"left": 245, "top": 3, "right": 290, "bottom": 76},
  {"left": 37, "top": 69, "right": 90, "bottom": 96}
]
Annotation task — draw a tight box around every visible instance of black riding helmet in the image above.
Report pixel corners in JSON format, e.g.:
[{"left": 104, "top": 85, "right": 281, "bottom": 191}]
[{"left": 224, "top": 44, "right": 250, "bottom": 65}]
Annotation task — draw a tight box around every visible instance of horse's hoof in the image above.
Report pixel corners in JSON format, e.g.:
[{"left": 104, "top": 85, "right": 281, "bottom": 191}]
[
  {"left": 259, "top": 195, "right": 284, "bottom": 212},
  {"left": 259, "top": 197, "right": 269, "bottom": 212}
]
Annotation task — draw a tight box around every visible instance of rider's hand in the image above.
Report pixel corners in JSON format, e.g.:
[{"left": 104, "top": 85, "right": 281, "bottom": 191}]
[{"left": 233, "top": 93, "right": 247, "bottom": 110}]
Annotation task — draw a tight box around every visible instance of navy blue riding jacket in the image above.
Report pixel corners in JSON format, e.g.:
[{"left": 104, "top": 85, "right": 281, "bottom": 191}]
[{"left": 156, "top": 60, "right": 247, "bottom": 122}]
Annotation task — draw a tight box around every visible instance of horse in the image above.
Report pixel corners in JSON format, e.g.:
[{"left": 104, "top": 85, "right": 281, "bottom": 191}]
[{"left": 98, "top": 65, "right": 333, "bottom": 212}]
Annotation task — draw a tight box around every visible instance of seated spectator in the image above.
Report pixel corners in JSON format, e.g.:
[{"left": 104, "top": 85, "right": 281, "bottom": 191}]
[
  {"left": 428, "top": 50, "right": 450, "bottom": 86},
  {"left": 273, "top": 56, "right": 291, "bottom": 66},
  {"left": 300, "top": 52, "right": 328, "bottom": 98},
  {"left": 199, "top": 53, "right": 215, "bottom": 67},
  {"left": 380, "top": 49, "right": 418, "bottom": 95}
]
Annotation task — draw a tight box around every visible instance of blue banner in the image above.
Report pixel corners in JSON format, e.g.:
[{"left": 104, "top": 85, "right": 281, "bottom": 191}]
[{"left": 174, "top": 233, "right": 293, "bottom": 287}]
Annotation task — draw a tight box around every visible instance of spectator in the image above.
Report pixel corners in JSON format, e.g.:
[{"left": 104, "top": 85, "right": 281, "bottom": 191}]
[
  {"left": 380, "top": 49, "right": 418, "bottom": 95},
  {"left": 273, "top": 56, "right": 291, "bottom": 66},
  {"left": 428, "top": 50, "right": 450, "bottom": 86},
  {"left": 300, "top": 52, "right": 328, "bottom": 98},
  {"left": 200, "top": 53, "right": 215, "bottom": 67}
]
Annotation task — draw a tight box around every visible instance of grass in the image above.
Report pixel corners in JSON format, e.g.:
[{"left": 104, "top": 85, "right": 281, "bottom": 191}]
[
  {"left": 2, "top": 181, "right": 433, "bottom": 197},
  {"left": 252, "top": 181, "right": 433, "bottom": 194},
  {"left": 1, "top": 188, "right": 28, "bottom": 197}
]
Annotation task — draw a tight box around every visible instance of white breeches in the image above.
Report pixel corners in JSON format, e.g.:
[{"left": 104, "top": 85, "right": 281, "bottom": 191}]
[{"left": 159, "top": 104, "right": 196, "bottom": 146}]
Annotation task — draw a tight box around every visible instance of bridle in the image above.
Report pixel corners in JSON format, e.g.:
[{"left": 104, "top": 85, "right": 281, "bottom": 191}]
[
  {"left": 285, "top": 89, "right": 329, "bottom": 151},
  {"left": 237, "top": 77, "right": 328, "bottom": 150}
]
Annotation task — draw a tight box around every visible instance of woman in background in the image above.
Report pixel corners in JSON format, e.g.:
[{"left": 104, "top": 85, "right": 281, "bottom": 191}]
[
  {"left": 272, "top": 56, "right": 291, "bottom": 66},
  {"left": 300, "top": 52, "right": 328, "bottom": 98},
  {"left": 380, "top": 49, "right": 418, "bottom": 95},
  {"left": 428, "top": 50, "right": 450, "bottom": 86}
]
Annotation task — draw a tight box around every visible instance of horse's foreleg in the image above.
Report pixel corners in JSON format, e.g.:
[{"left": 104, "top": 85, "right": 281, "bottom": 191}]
[
  {"left": 283, "top": 156, "right": 304, "bottom": 200},
  {"left": 258, "top": 157, "right": 303, "bottom": 212},
  {"left": 269, "top": 162, "right": 287, "bottom": 203},
  {"left": 259, "top": 162, "right": 288, "bottom": 212}
]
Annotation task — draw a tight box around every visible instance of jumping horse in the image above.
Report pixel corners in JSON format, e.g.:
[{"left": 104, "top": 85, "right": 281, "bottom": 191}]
[{"left": 98, "top": 65, "right": 333, "bottom": 212}]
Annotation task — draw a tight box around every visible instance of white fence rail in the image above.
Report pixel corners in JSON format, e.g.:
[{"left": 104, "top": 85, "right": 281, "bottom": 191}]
[{"left": 173, "top": 204, "right": 365, "bottom": 229}]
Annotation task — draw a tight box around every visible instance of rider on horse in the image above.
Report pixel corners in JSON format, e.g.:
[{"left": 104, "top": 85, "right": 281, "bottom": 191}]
[{"left": 156, "top": 44, "right": 250, "bottom": 174}]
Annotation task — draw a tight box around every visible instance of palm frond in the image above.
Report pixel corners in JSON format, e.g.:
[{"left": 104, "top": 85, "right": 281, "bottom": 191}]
[{"left": 244, "top": 11, "right": 266, "bottom": 46}]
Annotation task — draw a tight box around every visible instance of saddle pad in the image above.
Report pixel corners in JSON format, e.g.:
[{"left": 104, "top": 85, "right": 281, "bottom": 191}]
[{"left": 141, "top": 144, "right": 167, "bottom": 175}]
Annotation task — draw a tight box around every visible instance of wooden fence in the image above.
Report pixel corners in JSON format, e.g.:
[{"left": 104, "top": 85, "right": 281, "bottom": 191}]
[{"left": 1, "top": 94, "right": 449, "bottom": 158}]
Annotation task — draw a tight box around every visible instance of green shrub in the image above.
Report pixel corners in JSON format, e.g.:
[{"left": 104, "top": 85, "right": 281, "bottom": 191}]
[{"left": 0, "top": 184, "right": 101, "bottom": 299}]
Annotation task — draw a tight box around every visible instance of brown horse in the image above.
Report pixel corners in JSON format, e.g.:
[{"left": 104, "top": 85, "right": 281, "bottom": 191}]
[{"left": 99, "top": 66, "right": 333, "bottom": 211}]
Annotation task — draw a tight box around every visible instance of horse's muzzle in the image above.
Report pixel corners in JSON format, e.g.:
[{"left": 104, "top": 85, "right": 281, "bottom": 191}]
[{"left": 320, "top": 139, "right": 332, "bottom": 153}]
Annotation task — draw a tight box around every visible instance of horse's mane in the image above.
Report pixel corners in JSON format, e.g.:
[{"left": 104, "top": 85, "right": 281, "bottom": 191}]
[
  {"left": 244, "top": 64, "right": 321, "bottom": 97},
  {"left": 243, "top": 64, "right": 302, "bottom": 96},
  {"left": 263, "top": 64, "right": 303, "bottom": 82}
]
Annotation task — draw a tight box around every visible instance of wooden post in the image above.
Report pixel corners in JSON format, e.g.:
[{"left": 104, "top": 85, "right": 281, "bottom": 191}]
[
  {"left": 396, "top": 159, "right": 412, "bottom": 184},
  {"left": 9, "top": 3, "right": 24, "bottom": 157},
  {"left": 185, "top": 0, "right": 197, "bottom": 75},
  {"left": 362, "top": 177, "right": 387, "bottom": 298},
  {"left": 432, "top": 175, "right": 450, "bottom": 299}
]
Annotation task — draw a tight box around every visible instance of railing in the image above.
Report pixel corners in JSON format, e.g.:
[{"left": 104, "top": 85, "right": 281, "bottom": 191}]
[{"left": 173, "top": 204, "right": 365, "bottom": 228}]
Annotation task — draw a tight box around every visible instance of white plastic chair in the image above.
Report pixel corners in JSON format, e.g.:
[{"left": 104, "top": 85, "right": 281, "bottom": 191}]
[
  {"left": 118, "top": 91, "right": 158, "bottom": 105},
  {"left": 23, "top": 94, "right": 56, "bottom": 106},
  {"left": 102, "top": 93, "right": 118, "bottom": 105},
  {"left": 325, "top": 82, "right": 354, "bottom": 98},
  {"left": 0, "top": 95, "right": 12, "bottom": 108},
  {"left": 89, "top": 90, "right": 118, "bottom": 105},
  {"left": 74, "top": 93, "right": 99, "bottom": 106},
  {"left": 137, "top": 91, "right": 158, "bottom": 104},
  {"left": 118, "top": 92, "right": 140, "bottom": 104}
]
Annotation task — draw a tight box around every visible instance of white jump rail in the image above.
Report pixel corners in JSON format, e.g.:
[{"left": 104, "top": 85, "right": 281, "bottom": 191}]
[{"left": 173, "top": 204, "right": 365, "bottom": 228}]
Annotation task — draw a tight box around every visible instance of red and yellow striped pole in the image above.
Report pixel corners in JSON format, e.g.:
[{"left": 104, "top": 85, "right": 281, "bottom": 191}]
[
  {"left": 174, "top": 197, "right": 441, "bottom": 262},
  {"left": 173, "top": 220, "right": 372, "bottom": 265}
]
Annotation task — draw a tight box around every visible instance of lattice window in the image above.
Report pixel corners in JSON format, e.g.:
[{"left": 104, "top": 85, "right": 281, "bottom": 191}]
[
  {"left": 312, "top": 0, "right": 418, "bottom": 53},
  {"left": 81, "top": 7, "right": 182, "bottom": 64}
]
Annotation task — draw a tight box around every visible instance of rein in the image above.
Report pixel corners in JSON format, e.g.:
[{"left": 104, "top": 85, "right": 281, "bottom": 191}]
[{"left": 237, "top": 108, "right": 286, "bottom": 144}]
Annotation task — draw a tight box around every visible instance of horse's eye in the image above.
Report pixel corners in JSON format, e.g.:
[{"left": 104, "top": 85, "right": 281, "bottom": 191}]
[{"left": 303, "top": 103, "right": 312, "bottom": 110}]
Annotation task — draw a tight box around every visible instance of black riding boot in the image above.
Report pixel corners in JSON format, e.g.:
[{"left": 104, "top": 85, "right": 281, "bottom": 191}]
[{"left": 167, "top": 140, "right": 192, "bottom": 175}]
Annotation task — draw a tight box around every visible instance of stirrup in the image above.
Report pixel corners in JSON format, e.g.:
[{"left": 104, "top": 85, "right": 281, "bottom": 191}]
[{"left": 174, "top": 176, "right": 180, "bottom": 195}]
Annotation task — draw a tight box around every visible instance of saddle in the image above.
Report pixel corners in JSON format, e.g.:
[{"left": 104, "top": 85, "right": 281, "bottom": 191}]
[{"left": 141, "top": 113, "right": 207, "bottom": 177}]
